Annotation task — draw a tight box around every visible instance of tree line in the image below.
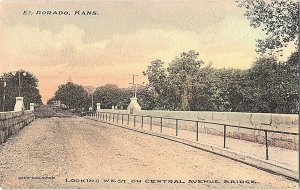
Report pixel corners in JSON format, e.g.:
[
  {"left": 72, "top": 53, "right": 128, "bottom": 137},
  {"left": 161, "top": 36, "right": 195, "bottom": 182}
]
[
  {"left": 48, "top": 82, "right": 157, "bottom": 111},
  {"left": 6, "top": 0, "right": 296, "bottom": 114},
  {"left": 143, "top": 50, "right": 299, "bottom": 113},
  {"left": 0, "top": 70, "right": 43, "bottom": 111},
  {"left": 48, "top": 49, "right": 298, "bottom": 114}
]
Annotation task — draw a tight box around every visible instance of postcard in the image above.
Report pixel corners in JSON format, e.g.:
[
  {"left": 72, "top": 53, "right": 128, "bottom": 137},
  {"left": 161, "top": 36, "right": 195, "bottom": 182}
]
[{"left": 0, "top": 0, "right": 298, "bottom": 189}]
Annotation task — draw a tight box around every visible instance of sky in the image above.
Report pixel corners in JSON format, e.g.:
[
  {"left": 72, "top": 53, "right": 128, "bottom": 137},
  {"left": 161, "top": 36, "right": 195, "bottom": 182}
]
[{"left": 0, "top": 1, "right": 295, "bottom": 103}]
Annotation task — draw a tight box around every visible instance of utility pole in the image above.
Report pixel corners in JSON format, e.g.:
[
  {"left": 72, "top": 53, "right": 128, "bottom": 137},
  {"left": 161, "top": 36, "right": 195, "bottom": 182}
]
[
  {"left": 18, "top": 72, "right": 21, "bottom": 97},
  {"left": 91, "top": 92, "right": 94, "bottom": 109},
  {"left": 84, "top": 86, "right": 95, "bottom": 111},
  {"left": 13, "top": 71, "right": 26, "bottom": 97},
  {"left": 2, "top": 81, "right": 6, "bottom": 112},
  {"left": 129, "top": 74, "right": 138, "bottom": 98}
]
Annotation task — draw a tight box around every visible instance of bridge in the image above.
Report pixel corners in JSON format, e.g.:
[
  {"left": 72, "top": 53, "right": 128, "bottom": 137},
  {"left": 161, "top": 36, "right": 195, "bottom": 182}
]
[{"left": 0, "top": 106, "right": 298, "bottom": 189}]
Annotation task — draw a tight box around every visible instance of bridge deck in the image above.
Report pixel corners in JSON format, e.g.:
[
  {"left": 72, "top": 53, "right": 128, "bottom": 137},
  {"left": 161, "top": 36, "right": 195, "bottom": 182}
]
[{"left": 0, "top": 117, "right": 297, "bottom": 189}]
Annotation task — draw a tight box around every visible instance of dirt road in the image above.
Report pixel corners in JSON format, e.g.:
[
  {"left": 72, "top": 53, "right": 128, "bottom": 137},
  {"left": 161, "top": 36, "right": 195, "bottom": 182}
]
[{"left": 0, "top": 117, "right": 297, "bottom": 189}]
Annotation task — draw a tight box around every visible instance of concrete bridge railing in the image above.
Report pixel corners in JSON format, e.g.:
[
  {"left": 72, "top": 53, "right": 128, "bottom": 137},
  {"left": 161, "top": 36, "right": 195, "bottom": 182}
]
[
  {"left": 97, "top": 109, "right": 299, "bottom": 150},
  {"left": 0, "top": 110, "right": 35, "bottom": 144}
]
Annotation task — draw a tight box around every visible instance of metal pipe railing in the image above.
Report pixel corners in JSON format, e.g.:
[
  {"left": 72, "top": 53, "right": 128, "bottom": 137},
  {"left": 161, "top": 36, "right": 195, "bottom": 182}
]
[
  {"left": 88, "top": 111, "right": 298, "bottom": 161},
  {"left": 160, "top": 117, "right": 163, "bottom": 133}
]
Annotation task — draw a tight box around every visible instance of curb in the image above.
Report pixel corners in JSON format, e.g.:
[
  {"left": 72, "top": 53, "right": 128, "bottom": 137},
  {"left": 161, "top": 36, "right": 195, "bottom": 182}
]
[{"left": 85, "top": 117, "right": 298, "bottom": 181}]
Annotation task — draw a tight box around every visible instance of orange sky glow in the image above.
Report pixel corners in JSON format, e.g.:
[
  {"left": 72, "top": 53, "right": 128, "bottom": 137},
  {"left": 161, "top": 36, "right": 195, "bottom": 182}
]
[{"left": 0, "top": 1, "right": 295, "bottom": 103}]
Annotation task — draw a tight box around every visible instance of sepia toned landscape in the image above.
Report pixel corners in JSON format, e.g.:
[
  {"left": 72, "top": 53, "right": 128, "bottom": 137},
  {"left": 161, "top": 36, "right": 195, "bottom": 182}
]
[{"left": 0, "top": 0, "right": 299, "bottom": 189}]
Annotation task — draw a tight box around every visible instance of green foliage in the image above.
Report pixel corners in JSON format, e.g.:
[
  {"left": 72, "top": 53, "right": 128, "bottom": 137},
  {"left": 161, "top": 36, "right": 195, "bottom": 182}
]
[
  {"left": 46, "top": 96, "right": 57, "bottom": 105},
  {"left": 136, "top": 85, "right": 157, "bottom": 110},
  {"left": 93, "top": 84, "right": 157, "bottom": 110},
  {"left": 246, "top": 57, "right": 282, "bottom": 112},
  {"left": 143, "top": 59, "right": 171, "bottom": 109},
  {"left": 282, "top": 51, "right": 299, "bottom": 112},
  {"left": 237, "top": 0, "right": 299, "bottom": 55},
  {"left": 0, "top": 70, "right": 42, "bottom": 111},
  {"left": 54, "top": 82, "right": 89, "bottom": 109},
  {"left": 168, "top": 50, "right": 204, "bottom": 110},
  {"left": 93, "top": 84, "right": 130, "bottom": 109},
  {"left": 46, "top": 51, "right": 297, "bottom": 114},
  {"left": 144, "top": 50, "right": 203, "bottom": 110},
  {"left": 143, "top": 50, "right": 299, "bottom": 113},
  {"left": 190, "top": 67, "right": 248, "bottom": 112},
  {"left": 245, "top": 53, "right": 299, "bottom": 113}
]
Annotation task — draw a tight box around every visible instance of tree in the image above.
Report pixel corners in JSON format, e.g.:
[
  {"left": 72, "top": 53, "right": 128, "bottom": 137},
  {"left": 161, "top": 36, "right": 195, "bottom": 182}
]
[
  {"left": 143, "top": 59, "right": 172, "bottom": 109},
  {"left": 54, "top": 82, "right": 89, "bottom": 109},
  {"left": 237, "top": 0, "right": 299, "bottom": 55},
  {"left": 189, "top": 66, "right": 249, "bottom": 112},
  {"left": 92, "top": 84, "right": 157, "bottom": 110},
  {"left": 0, "top": 70, "right": 42, "bottom": 111},
  {"left": 279, "top": 51, "right": 299, "bottom": 113},
  {"left": 189, "top": 64, "right": 216, "bottom": 111},
  {"left": 136, "top": 85, "right": 157, "bottom": 110},
  {"left": 203, "top": 69, "right": 233, "bottom": 112},
  {"left": 168, "top": 50, "right": 204, "bottom": 110},
  {"left": 144, "top": 50, "right": 204, "bottom": 111},
  {"left": 245, "top": 56, "right": 290, "bottom": 113},
  {"left": 93, "top": 84, "right": 130, "bottom": 109},
  {"left": 144, "top": 52, "right": 297, "bottom": 113}
]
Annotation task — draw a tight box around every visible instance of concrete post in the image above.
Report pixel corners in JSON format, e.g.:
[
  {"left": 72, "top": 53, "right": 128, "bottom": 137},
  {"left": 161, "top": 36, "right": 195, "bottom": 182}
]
[
  {"left": 14, "top": 97, "right": 25, "bottom": 111},
  {"left": 30, "top": 103, "right": 35, "bottom": 111},
  {"left": 127, "top": 97, "right": 141, "bottom": 114},
  {"left": 96, "top": 103, "right": 101, "bottom": 112}
]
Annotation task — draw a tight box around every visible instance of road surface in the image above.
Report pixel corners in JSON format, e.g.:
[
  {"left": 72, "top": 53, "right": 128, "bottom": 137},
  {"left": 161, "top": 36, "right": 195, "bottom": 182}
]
[{"left": 0, "top": 117, "right": 297, "bottom": 189}]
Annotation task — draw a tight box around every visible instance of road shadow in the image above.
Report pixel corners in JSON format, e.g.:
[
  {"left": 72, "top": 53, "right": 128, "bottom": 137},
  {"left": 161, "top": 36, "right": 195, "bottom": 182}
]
[{"left": 34, "top": 106, "right": 80, "bottom": 118}]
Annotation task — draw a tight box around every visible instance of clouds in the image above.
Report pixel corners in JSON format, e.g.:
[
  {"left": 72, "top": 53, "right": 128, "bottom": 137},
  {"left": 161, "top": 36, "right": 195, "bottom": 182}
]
[
  {"left": 0, "top": 15, "right": 263, "bottom": 72},
  {"left": 0, "top": 14, "right": 265, "bottom": 103},
  {"left": 4, "top": 0, "right": 294, "bottom": 104},
  {"left": 0, "top": 23, "right": 102, "bottom": 67}
]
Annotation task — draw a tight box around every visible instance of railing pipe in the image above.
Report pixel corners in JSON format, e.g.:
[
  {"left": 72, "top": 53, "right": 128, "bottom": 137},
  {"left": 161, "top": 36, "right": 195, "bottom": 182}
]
[
  {"left": 141, "top": 116, "right": 144, "bottom": 129},
  {"left": 175, "top": 119, "right": 178, "bottom": 136},
  {"left": 196, "top": 121, "right": 199, "bottom": 141},
  {"left": 265, "top": 131, "right": 269, "bottom": 160},
  {"left": 223, "top": 125, "right": 227, "bottom": 148},
  {"left": 127, "top": 114, "right": 129, "bottom": 125},
  {"left": 88, "top": 111, "right": 298, "bottom": 161},
  {"left": 160, "top": 117, "right": 163, "bottom": 133}
]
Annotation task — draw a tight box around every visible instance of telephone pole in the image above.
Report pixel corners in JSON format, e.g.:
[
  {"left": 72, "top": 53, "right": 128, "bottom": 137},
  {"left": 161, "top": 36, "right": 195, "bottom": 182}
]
[{"left": 129, "top": 74, "right": 138, "bottom": 98}]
